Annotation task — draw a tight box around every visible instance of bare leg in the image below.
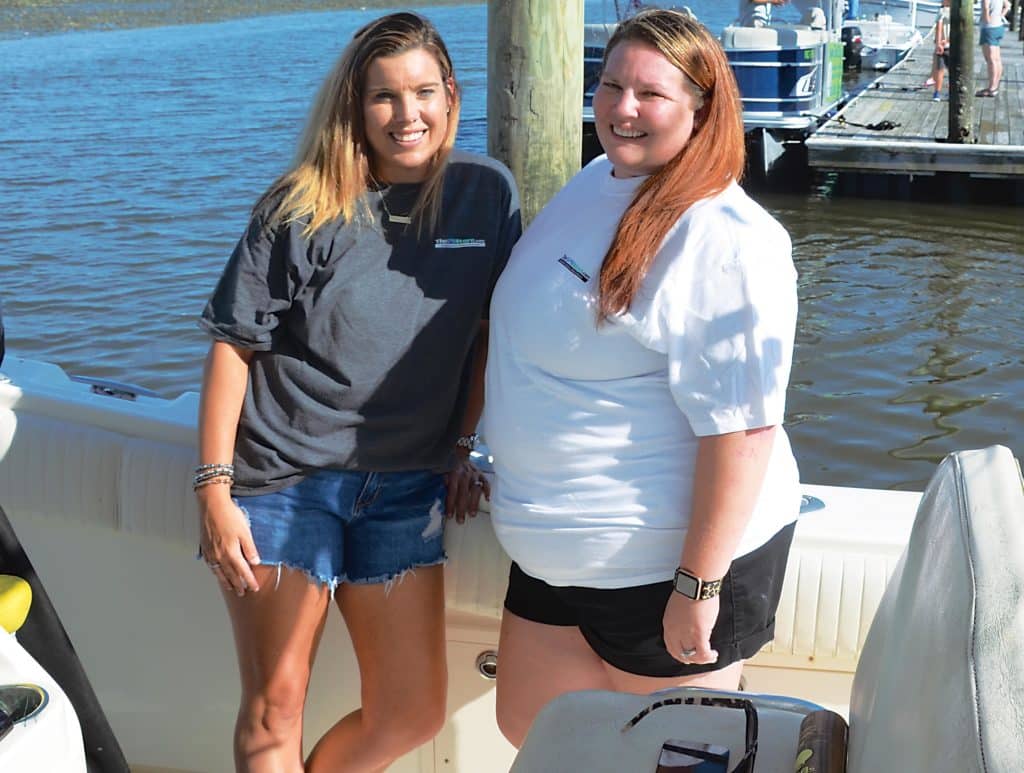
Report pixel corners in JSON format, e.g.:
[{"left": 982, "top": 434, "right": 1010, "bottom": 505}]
[
  {"left": 935, "top": 62, "right": 946, "bottom": 94},
  {"left": 602, "top": 659, "right": 745, "bottom": 694},
  {"left": 494, "top": 612, "right": 614, "bottom": 748},
  {"left": 305, "top": 566, "right": 447, "bottom": 773},
  {"left": 223, "top": 566, "right": 330, "bottom": 773},
  {"left": 989, "top": 45, "right": 1003, "bottom": 91},
  {"left": 981, "top": 45, "right": 996, "bottom": 91}
]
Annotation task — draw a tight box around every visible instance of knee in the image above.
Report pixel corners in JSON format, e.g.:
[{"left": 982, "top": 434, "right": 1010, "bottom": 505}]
[
  {"left": 402, "top": 701, "right": 447, "bottom": 749},
  {"left": 238, "top": 672, "right": 309, "bottom": 744},
  {"left": 369, "top": 690, "right": 447, "bottom": 754}
]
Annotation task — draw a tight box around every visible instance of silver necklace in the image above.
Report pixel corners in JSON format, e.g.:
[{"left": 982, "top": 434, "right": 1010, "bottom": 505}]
[{"left": 378, "top": 189, "right": 412, "bottom": 226}]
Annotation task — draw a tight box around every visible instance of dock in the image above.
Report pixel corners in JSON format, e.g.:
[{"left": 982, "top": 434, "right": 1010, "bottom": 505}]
[{"left": 806, "top": 28, "right": 1024, "bottom": 177}]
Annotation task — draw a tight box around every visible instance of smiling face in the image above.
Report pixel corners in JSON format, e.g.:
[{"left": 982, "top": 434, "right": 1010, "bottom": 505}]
[
  {"left": 593, "top": 39, "right": 703, "bottom": 178},
  {"left": 362, "top": 47, "right": 453, "bottom": 184}
]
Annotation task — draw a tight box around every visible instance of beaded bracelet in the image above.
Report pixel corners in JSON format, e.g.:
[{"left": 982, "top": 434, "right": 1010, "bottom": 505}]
[
  {"left": 194, "top": 466, "right": 233, "bottom": 478},
  {"left": 192, "top": 470, "right": 234, "bottom": 489},
  {"left": 195, "top": 462, "right": 234, "bottom": 471},
  {"left": 193, "top": 464, "right": 234, "bottom": 482},
  {"left": 193, "top": 476, "right": 234, "bottom": 492},
  {"left": 195, "top": 463, "right": 234, "bottom": 475}
]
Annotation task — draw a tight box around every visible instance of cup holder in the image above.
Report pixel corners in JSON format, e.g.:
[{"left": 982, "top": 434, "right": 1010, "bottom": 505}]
[
  {"left": 0, "top": 684, "right": 49, "bottom": 742},
  {"left": 475, "top": 650, "right": 498, "bottom": 680}
]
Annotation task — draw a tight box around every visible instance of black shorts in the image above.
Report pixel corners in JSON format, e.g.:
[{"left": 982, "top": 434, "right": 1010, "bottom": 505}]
[
  {"left": 935, "top": 50, "right": 949, "bottom": 68},
  {"left": 503, "top": 523, "right": 796, "bottom": 678}
]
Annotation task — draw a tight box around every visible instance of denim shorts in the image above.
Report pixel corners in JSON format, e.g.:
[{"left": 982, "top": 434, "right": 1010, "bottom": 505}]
[
  {"left": 236, "top": 468, "right": 447, "bottom": 591},
  {"left": 504, "top": 523, "right": 796, "bottom": 677},
  {"left": 980, "top": 26, "right": 1004, "bottom": 46}
]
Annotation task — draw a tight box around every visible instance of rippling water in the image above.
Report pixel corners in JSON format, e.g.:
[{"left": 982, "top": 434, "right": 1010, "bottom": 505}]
[{"left": 1, "top": 2, "right": 1021, "bottom": 491}]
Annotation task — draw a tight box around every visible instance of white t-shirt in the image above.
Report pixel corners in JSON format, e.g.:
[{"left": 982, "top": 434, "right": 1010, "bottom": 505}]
[
  {"left": 484, "top": 157, "right": 802, "bottom": 588},
  {"left": 981, "top": 0, "right": 1004, "bottom": 28}
]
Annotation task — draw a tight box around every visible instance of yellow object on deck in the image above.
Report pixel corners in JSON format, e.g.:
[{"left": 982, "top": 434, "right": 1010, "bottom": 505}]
[{"left": 0, "top": 575, "right": 32, "bottom": 633}]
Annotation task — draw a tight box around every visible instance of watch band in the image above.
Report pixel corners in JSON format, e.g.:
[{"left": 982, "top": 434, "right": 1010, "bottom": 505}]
[
  {"left": 455, "top": 432, "right": 480, "bottom": 451},
  {"left": 673, "top": 567, "right": 723, "bottom": 601}
]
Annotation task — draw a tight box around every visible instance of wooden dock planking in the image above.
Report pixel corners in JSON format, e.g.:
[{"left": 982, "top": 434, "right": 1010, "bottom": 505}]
[
  {"left": 806, "top": 26, "right": 1024, "bottom": 176},
  {"left": 1010, "top": 59, "right": 1024, "bottom": 139}
]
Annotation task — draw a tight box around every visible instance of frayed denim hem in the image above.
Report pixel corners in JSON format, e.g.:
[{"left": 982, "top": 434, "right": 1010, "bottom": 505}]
[
  {"left": 253, "top": 561, "right": 344, "bottom": 600},
  {"left": 348, "top": 554, "right": 449, "bottom": 595}
]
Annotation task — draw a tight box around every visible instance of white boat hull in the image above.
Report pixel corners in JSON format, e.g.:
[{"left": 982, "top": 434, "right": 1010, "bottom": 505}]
[{"left": 0, "top": 356, "right": 924, "bottom": 771}]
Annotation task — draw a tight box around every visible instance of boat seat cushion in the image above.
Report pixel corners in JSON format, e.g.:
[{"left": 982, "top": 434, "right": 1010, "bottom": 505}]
[
  {"left": 511, "top": 689, "right": 809, "bottom": 773},
  {"left": 848, "top": 446, "right": 1024, "bottom": 773},
  {"left": 722, "top": 25, "right": 829, "bottom": 49}
]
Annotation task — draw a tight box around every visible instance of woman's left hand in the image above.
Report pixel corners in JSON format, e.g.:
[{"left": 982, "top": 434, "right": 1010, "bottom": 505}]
[
  {"left": 663, "top": 591, "right": 720, "bottom": 665},
  {"left": 445, "top": 456, "right": 490, "bottom": 524}
]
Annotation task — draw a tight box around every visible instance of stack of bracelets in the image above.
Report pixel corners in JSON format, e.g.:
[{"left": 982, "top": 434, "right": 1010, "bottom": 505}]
[{"left": 193, "top": 463, "right": 235, "bottom": 492}]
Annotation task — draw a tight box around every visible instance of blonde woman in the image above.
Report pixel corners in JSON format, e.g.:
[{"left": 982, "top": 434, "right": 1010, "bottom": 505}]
[
  {"left": 485, "top": 10, "right": 800, "bottom": 746},
  {"left": 196, "top": 12, "right": 520, "bottom": 772}
]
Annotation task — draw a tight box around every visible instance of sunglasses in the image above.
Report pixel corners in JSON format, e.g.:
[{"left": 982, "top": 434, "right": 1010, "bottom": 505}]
[{"left": 622, "top": 693, "right": 758, "bottom": 773}]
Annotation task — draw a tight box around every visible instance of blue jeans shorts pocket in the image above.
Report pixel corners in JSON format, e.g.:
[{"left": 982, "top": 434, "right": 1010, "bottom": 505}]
[{"left": 234, "top": 468, "right": 447, "bottom": 590}]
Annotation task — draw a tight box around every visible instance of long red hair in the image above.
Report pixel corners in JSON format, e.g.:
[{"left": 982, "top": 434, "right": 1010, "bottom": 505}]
[{"left": 598, "top": 10, "right": 745, "bottom": 321}]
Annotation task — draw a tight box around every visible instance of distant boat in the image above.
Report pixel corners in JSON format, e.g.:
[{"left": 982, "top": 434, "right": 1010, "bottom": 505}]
[
  {"left": 583, "top": 3, "right": 848, "bottom": 175},
  {"left": 844, "top": 14, "right": 924, "bottom": 70}
]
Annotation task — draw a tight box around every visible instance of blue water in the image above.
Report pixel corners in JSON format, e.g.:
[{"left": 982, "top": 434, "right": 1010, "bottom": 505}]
[{"left": 1, "top": 2, "right": 1021, "bottom": 490}]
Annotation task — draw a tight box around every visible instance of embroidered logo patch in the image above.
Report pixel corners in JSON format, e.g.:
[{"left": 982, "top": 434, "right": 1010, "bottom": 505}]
[
  {"left": 435, "top": 238, "right": 486, "bottom": 249},
  {"left": 558, "top": 255, "right": 590, "bottom": 282}
]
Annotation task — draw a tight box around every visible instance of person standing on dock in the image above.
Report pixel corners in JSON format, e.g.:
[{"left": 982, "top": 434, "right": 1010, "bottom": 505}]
[
  {"left": 977, "top": 0, "right": 1009, "bottom": 96},
  {"left": 195, "top": 12, "right": 519, "bottom": 772},
  {"left": 925, "top": 0, "right": 952, "bottom": 100},
  {"left": 739, "top": 0, "right": 787, "bottom": 27},
  {"left": 486, "top": 9, "right": 801, "bottom": 748}
]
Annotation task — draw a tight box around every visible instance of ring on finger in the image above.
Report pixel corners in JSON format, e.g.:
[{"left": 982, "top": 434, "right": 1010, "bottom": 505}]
[
  {"left": 680, "top": 647, "right": 697, "bottom": 658},
  {"left": 472, "top": 480, "right": 485, "bottom": 487},
  {"left": 207, "top": 561, "right": 222, "bottom": 570}
]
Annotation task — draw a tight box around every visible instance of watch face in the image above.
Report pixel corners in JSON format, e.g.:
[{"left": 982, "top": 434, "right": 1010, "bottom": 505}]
[{"left": 674, "top": 571, "right": 699, "bottom": 599}]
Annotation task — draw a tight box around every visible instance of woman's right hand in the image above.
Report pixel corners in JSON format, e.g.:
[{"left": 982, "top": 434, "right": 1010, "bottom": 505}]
[{"left": 197, "top": 489, "right": 261, "bottom": 596}]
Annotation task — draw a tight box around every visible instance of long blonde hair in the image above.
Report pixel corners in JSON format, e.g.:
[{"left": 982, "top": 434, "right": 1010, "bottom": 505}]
[
  {"left": 261, "top": 12, "right": 461, "bottom": 236},
  {"left": 598, "top": 9, "right": 745, "bottom": 321}
]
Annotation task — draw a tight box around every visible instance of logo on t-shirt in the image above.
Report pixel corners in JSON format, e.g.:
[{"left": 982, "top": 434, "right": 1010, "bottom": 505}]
[
  {"left": 558, "top": 255, "right": 590, "bottom": 282},
  {"left": 435, "top": 238, "right": 486, "bottom": 249}
]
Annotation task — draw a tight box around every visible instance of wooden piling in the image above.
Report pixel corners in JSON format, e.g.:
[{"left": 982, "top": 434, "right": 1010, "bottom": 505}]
[
  {"left": 948, "top": 0, "right": 975, "bottom": 142},
  {"left": 487, "top": 0, "right": 584, "bottom": 224}
]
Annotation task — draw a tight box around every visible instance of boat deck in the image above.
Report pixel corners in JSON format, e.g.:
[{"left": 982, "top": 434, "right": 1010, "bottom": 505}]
[{"left": 806, "top": 26, "right": 1024, "bottom": 176}]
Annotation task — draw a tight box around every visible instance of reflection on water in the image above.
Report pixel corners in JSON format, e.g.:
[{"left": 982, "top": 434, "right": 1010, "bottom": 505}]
[
  {"left": 775, "top": 195, "right": 1022, "bottom": 489},
  {"left": 0, "top": 4, "right": 1021, "bottom": 492}
]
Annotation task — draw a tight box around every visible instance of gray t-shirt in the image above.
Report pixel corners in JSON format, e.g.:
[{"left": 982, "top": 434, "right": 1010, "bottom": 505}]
[{"left": 200, "top": 150, "right": 521, "bottom": 493}]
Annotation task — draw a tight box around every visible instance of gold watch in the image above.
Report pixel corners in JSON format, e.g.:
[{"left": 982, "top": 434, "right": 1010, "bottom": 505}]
[{"left": 673, "top": 568, "right": 723, "bottom": 600}]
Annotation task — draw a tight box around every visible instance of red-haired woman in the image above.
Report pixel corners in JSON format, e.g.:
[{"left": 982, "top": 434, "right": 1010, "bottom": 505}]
[{"left": 484, "top": 9, "right": 801, "bottom": 746}]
